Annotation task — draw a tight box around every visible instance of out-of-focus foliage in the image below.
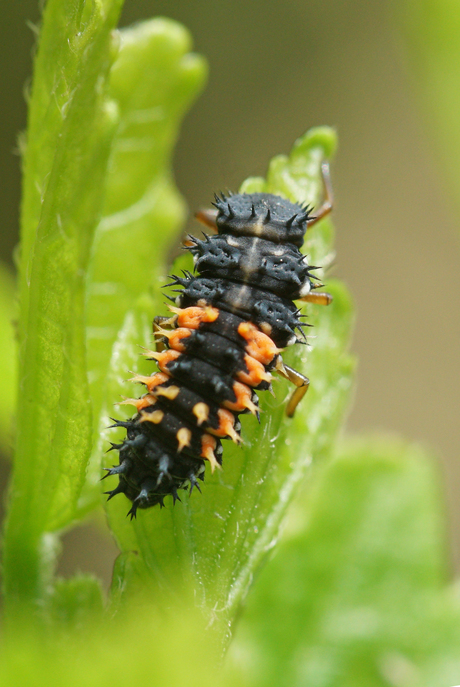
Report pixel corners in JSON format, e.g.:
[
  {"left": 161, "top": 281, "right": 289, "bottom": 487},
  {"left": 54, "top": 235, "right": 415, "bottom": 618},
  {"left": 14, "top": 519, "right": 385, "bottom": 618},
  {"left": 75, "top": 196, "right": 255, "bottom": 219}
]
[
  {"left": 2, "top": 0, "right": 207, "bottom": 622},
  {"left": 1, "top": 0, "right": 459, "bottom": 685},
  {"left": 231, "top": 437, "right": 460, "bottom": 687},
  {"left": 0, "top": 602, "right": 245, "bottom": 687},
  {"left": 3, "top": 0, "right": 124, "bottom": 617}
]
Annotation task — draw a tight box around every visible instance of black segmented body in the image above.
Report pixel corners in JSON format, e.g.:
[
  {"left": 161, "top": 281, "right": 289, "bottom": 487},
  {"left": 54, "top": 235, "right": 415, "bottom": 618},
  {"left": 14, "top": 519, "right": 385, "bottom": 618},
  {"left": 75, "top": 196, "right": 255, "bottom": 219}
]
[{"left": 105, "top": 192, "right": 321, "bottom": 517}]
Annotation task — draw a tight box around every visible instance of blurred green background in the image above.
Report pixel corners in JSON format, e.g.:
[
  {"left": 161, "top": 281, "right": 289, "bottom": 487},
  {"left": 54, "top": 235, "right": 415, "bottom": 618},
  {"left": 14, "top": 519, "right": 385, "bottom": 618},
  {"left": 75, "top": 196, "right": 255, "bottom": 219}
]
[{"left": 1, "top": 0, "right": 459, "bottom": 586}]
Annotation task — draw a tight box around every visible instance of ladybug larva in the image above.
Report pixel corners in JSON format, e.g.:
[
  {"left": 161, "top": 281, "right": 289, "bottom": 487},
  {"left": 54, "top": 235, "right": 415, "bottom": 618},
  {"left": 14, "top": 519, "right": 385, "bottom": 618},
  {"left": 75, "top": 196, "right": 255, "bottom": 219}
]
[{"left": 104, "top": 163, "right": 333, "bottom": 518}]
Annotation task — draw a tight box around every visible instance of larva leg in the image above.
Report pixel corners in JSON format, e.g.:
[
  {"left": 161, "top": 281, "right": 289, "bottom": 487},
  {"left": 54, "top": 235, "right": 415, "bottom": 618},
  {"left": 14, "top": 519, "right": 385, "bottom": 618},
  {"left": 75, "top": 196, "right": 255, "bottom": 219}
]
[
  {"left": 153, "top": 316, "right": 175, "bottom": 353},
  {"left": 306, "top": 161, "right": 333, "bottom": 229},
  {"left": 298, "top": 291, "right": 333, "bottom": 306},
  {"left": 194, "top": 207, "right": 219, "bottom": 232},
  {"left": 275, "top": 359, "right": 310, "bottom": 417}
]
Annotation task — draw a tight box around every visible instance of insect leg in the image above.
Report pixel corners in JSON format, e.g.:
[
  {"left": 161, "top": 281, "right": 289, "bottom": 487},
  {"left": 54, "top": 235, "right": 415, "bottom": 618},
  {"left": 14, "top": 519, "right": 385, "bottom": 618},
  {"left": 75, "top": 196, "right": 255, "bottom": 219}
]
[
  {"left": 275, "top": 358, "right": 310, "bottom": 418},
  {"left": 194, "top": 208, "right": 219, "bottom": 233},
  {"left": 153, "top": 315, "right": 175, "bottom": 352},
  {"left": 298, "top": 291, "right": 333, "bottom": 306},
  {"left": 306, "top": 161, "right": 333, "bottom": 229}
]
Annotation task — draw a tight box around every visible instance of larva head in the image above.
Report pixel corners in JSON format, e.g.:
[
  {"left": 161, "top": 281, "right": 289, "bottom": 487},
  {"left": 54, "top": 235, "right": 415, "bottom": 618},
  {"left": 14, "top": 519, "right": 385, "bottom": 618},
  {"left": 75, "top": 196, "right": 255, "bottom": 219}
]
[{"left": 212, "top": 193, "right": 313, "bottom": 247}]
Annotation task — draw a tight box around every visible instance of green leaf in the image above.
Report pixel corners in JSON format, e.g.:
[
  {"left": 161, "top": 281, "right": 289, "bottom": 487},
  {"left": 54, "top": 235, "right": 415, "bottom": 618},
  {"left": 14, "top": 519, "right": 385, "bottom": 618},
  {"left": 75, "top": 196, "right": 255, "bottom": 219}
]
[
  {"left": 232, "top": 436, "right": 460, "bottom": 687},
  {"left": 81, "top": 18, "right": 207, "bottom": 515},
  {"left": 0, "top": 261, "right": 17, "bottom": 454},
  {"left": 3, "top": 0, "right": 123, "bottom": 616},
  {"left": 3, "top": 0, "right": 207, "bottom": 621},
  {"left": 0, "top": 601, "right": 243, "bottom": 687},
  {"left": 48, "top": 575, "right": 105, "bottom": 632},
  {"left": 103, "top": 128, "right": 355, "bottom": 643}
]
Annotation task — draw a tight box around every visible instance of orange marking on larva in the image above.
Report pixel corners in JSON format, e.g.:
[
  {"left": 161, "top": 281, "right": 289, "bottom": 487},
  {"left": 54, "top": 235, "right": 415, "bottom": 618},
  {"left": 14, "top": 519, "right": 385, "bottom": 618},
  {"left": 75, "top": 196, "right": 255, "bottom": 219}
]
[
  {"left": 135, "top": 395, "right": 156, "bottom": 411},
  {"left": 153, "top": 325, "right": 170, "bottom": 339},
  {"left": 206, "top": 409, "right": 242, "bottom": 444},
  {"left": 237, "top": 355, "right": 272, "bottom": 387},
  {"left": 142, "top": 348, "right": 160, "bottom": 359},
  {"left": 223, "top": 381, "right": 259, "bottom": 414},
  {"left": 129, "top": 372, "right": 169, "bottom": 393},
  {"left": 237, "top": 321, "right": 280, "bottom": 364},
  {"left": 139, "top": 409, "right": 164, "bottom": 424},
  {"left": 148, "top": 349, "right": 180, "bottom": 374},
  {"left": 200, "top": 434, "right": 221, "bottom": 473},
  {"left": 154, "top": 385, "right": 180, "bottom": 401},
  {"left": 193, "top": 402, "right": 209, "bottom": 426},
  {"left": 176, "top": 305, "right": 219, "bottom": 330},
  {"left": 117, "top": 395, "right": 156, "bottom": 411},
  {"left": 177, "top": 427, "right": 192, "bottom": 452},
  {"left": 165, "top": 328, "right": 193, "bottom": 352}
]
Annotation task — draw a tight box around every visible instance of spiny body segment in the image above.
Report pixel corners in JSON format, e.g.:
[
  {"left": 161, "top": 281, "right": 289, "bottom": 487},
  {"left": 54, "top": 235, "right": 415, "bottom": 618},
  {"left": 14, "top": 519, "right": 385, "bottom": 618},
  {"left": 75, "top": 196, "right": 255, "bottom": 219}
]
[{"left": 105, "top": 172, "right": 333, "bottom": 518}]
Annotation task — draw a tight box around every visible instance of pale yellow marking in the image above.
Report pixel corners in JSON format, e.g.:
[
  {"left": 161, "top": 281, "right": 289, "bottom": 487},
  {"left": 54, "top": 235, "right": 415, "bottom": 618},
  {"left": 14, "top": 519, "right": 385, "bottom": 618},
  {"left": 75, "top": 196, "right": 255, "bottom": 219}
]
[
  {"left": 253, "top": 221, "right": 264, "bottom": 236},
  {"left": 204, "top": 305, "right": 218, "bottom": 319},
  {"left": 154, "top": 385, "right": 180, "bottom": 401},
  {"left": 230, "top": 284, "right": 251, "bottom": 312},
  {"left": 141, "top": 348, "right": 161, "bottom": 360},
  {"left": 166, "top": 304, "right": 182, "bottom": 316},
  {"left": 260, "top": 322, "right": 273, "bottom": 336},
  {"left": 226, "top": 425, "right": 243, "bottom": 444},
  {"left": 201, "top": 447, "right": 221, "bottom": 473},
  {"left": 193, "top": 402, "right": 209, "bottom": 425},
  {"left": 152, "top": 325, "right": 171, "bottom": 340},
  {"left": 244, "top": 397, "right": 260, "bottom": 415},
  {"left": 117, "top": 397, "right": 140, "bottom": 407},
  {"left": 177, "top": 427, "right": 192, "bottom": 452},
  {"left": 239, "top": 236, "right": 262, "bottom": 281},
  {"left": 139, "top": 409, "right": 164, "bottom": 424},
  {"left": 275, "top": 357, "right": 288, "bottom": 376}
]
